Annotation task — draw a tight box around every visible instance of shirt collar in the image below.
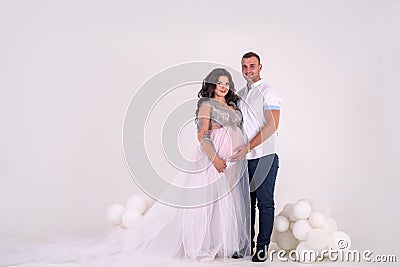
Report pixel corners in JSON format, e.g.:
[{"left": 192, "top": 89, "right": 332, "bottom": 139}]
[
  {"left": 252, "top": 78, "right": 264, "bottom": 87},
  {"left": 247, "top": 78, "right": 264, "bottom": 91}
]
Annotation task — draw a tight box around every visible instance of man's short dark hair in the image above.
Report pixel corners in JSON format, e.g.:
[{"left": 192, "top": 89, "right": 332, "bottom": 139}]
[{"left": 242, "top": 52, "right": 261, "bottom": 64}]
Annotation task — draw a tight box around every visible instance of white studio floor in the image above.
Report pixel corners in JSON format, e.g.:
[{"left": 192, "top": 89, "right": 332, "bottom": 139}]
[
  {"left": 6, "top": 260, "right": 384, "bottom": 267},
  {"left": 6, "top": 243, "right": 388, "bottom": 267}
]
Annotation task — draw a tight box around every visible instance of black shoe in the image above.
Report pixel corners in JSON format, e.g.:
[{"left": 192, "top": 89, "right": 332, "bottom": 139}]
[
  {"left": 252, "top": 250, "right": 266, "bottom": 262},
  {"left": 232, "top": 252, "right": 244, "bottom": 259}
]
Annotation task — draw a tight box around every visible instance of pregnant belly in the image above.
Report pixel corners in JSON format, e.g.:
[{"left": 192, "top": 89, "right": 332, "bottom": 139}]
[{"left": 210, "top": 127, "right": 246, "bottom": 160}]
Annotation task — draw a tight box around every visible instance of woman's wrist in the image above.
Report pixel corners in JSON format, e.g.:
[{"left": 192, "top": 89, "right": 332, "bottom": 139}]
[{"left": 212, "top": 155, "right": 220, "bottom": 163}]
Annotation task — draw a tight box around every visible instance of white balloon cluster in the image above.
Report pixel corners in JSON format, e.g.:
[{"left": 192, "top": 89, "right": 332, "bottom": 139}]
[
  {"left": 107, "top": 194, "right": 155, "bottom": 229},
  {"left": 272, "top": 199, "right": 351, "bottom": 263}
]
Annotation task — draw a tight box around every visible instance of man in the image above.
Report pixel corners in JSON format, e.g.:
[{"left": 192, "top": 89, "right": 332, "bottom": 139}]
[{"left": 230, "top": 52, "right": 282, "bottom": 262}]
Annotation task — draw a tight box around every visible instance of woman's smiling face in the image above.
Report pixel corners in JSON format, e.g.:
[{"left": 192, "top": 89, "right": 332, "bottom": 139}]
[{"left": 214, "top": 76, "right": 230, "bottom": 98}]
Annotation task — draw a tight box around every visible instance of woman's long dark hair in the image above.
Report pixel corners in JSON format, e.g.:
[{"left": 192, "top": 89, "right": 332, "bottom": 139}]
[
  {"left": 197, "top": 68, "right": 238, "bottom": 106},
  {"left": 195, "top": 68, "right": 240, "bottom": 122}
]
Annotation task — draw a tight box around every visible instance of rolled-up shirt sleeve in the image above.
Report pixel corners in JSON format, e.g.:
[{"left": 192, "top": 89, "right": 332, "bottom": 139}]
[{"left": 262, "top": 87, "right": 282, "bottom": 110}]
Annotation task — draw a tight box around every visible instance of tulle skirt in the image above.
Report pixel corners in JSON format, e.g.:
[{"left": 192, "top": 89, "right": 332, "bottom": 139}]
[{"left": 0, "top": 125, "right": 251, "bottom": 266}]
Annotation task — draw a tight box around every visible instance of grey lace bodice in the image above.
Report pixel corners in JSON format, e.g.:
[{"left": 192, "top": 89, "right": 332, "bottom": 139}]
[{"left": 196, "top": 98, "right": 242, "bottom": 129}]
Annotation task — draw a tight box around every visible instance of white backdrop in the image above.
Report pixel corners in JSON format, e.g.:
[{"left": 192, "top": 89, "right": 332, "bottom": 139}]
[{"left": 1, "top": 0, "right": 399, "bottom": 259}]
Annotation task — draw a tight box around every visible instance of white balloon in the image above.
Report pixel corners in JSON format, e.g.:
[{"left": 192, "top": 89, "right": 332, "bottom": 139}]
[
  {"left": 279, "top": 210, "right": 289, "bottom": 218},
  {"left": 122, "top": 209, "right": 142, "bottom": 228},
  {"left": 279, "top": 203, "right": 294, "bottom": 218},
  {"left": 310, "top": 200, "right": 331, "bottom": 217},
  {"left": 298, "top": 198, "right": 311, "bottom": 204},
  {"left": 292, "top": 200, "right": 312, "bottom": 220},
  {"left": 308, "top": 212, "right": 326, "bottom": 228},
  {"left": 274, "top": 215, "right": 289, "bottom": 232},
  {"left": 283, "top": 203, "right": 295, "bottom": 211},
  {"left": 107, "top": 204, "right": 125, "bottom": 225},
  {"left": 296, "top": 241, "right": 317, "bottom": 263},
  {"left": 293, "top": 220, "right": 312, "bottom": 240},
  {"left": 306, "top": 229, "right": 330, "bottom": 251},
  {"left": 126, "top": 195, "right": 147, "bottom": 214},
  {"left": 288, "top": 209, "right": 299, "bottom": 222},
  {"left": 289, "top": 221, "right": 295, "bottom": 230},
  {"left": 329, "top": 231, "right": 351, "bottom": 251},
  {"left": 321, "top": 218, "right": 338, "bottom": 233},
  {"left": 276, "top": 230, "right": 299, "bottom": 251}
]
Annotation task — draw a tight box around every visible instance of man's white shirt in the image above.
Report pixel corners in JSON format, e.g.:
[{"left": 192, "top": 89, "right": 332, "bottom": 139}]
[{"left": 238, "top": 79, "right": 282, "bottom": 160}]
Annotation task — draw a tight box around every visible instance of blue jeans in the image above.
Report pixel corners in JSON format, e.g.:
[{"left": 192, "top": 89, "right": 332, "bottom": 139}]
[{"left": 248, "top": 153, "right": 279, "bottom": 252}]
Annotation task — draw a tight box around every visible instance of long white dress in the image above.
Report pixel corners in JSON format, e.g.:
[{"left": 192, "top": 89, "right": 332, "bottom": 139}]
[{"left": 0, "top": 97, "right": 251, "bottom": 266}]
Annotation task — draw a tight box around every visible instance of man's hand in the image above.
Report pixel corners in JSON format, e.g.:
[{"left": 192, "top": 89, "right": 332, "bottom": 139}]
[{"left": 230, "top": 145, "right": 247, "bottom": 162}]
